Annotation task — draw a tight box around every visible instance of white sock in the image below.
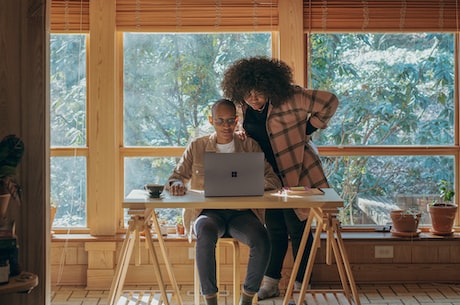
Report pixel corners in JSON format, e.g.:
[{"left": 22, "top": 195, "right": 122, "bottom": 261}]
[
  {"left": 257, "top": 276, "right": 280, "bottom": 300},
  {"left": 294, "top": 281, "right": 302, "bottom": 291}
]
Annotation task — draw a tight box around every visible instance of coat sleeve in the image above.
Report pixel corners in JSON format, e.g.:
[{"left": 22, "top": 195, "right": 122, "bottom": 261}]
[
  {"left": 263, "top": 160, "right": 282, "bottom": 190},
  {"left": 298, "top": 87, "right": 339, "bottom": 130},
  {"left": 165, "top": 142, "right": 195, "bottom": 189}
]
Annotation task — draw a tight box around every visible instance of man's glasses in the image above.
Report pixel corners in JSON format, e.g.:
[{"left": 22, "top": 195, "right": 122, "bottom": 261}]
[{"left": 213, "top": 118, "right": 237, "bottom": 126}]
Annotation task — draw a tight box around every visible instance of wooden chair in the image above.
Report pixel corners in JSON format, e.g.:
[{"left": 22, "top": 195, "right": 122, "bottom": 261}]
[{"left": 194, "top": 238, "right": 240, "bottom": 305}]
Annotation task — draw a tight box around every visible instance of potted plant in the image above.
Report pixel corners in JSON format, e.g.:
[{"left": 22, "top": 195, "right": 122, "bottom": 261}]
[
  {"left": 390, "top": 208, "right": 421, "bottom": 237},
  {"left": 50, "top": 198, "right": 58, "bottom": 233},
  {"left": 0, "top": 135, "right": 25, "bottom": 218},
  {"left": 427, "top": 179, "right": 458, "bottom": 235},
  {"left": 175, "top": 215, "right": 185, "bottom": 235}
]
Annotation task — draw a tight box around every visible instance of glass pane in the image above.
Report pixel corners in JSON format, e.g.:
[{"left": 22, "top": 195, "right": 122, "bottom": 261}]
[
  {"left": 123, "top": 33, "right": 271, "bottom": 147},
  {"left": 124, "top": 157, "right": 179, "bottom": 224},
  {"left": 322, "top": 155, "right": 455, "bottom": 226},
  {"left": 50, "top": 157, "right": 87, "bottom": 227},
  {"left": 310, "top": 33, "right": 455, "bottom": 146},
  {"left": 50, "top": 34, "right": 87, "bottom": 147}
]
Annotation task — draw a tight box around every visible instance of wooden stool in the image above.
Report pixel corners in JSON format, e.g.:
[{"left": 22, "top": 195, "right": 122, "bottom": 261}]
[{"left": 194, "top": 238, "right": 240, "bottom": 305}]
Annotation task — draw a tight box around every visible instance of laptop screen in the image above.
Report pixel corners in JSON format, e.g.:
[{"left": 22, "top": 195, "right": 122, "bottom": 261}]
[{"left": 204, "top": 152, "right": 265, "bottom": 197}]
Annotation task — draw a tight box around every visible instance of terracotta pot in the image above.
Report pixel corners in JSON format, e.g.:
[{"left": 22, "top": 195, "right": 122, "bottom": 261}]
[
  {"left": 50, "top": 206, "right": 57, "bottom": 227},
  {"left": 176, "top": 223, "right": 185, "bottom": 235},
  {"left": 0, "top": 194, "right": 11, "bottom": 219},
  {"left": 390, "top": 210, "right": 421, "bottom": 232},
  {"left": 427, "top": 203, "right": 458, "bottom": 235}
]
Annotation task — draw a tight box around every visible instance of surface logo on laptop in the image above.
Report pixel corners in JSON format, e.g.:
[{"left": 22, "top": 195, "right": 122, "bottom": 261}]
[{"left": 231, "top": 171, "right": 237, "bottom": 177}]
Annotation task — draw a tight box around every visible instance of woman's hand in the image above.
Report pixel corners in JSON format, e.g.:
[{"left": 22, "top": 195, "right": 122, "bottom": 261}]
[
  {"left": 234, "top": 130, "right": 247, "bottom": 140},
  {"left": 169, "top": 181, "right": 187, "bottom": 196}
]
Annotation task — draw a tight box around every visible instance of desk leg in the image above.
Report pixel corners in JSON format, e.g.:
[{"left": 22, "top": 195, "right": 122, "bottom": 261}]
[
  {"left": 288, "top": 209, "right": 323, "bottom": 305},
  {"left": 108, "top": 220, "right": 137, "bottom": 305},
  {"left": 327, "top": 216, "right": 352, "bottom": 300},
  {"left": 144, "top": 227, "right": 171, "bottom": 305},
  {"left": 282, "top": 209, "right": 361, "bottom": 305},
  {"left": 107, "top": 213, "right": 183, "bottom": 305},
  {"left": 333, "top": 219, "right": 361, "bottom": 305},
  {"left": 282, "top": 210, "right": 317, "bottom": 305},
  {"left": 151, "top": 210, "right": 184, "bottom": 305}
]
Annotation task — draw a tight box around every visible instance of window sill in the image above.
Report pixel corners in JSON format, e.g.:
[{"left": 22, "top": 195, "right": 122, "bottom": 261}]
[{"left": 51, "top": 230, "right": 460, "bottom": 242}]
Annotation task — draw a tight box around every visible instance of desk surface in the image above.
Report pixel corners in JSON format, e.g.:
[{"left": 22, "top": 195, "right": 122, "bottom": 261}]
[{"left": 124, "top": 188, "right": 343, "bottom": 210}]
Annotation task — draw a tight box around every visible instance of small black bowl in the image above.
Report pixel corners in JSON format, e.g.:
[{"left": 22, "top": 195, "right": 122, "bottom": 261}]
[{"left": 144, "top": 183, "right": 164, "bottom": 198}]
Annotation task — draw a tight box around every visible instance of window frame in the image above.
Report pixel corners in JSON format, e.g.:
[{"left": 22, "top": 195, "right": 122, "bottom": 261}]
[{"left": 50, "top": 0, "right": 460, "bottom": 235}]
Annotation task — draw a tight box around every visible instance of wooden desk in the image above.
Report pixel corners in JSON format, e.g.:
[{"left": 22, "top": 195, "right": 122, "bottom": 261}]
[
  {"left": 109, "top": 189, "right": 360, "bottom": 305},
  {"left": 0, "top": 272, "right": 38, "bottom": 295}
]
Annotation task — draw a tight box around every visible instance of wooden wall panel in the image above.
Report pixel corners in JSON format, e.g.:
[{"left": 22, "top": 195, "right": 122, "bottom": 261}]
[
  {"left": 51, "top": 237, "right": 460, "bottom": 290},
  {"left": 0, "top": 0, "right": 48, "bottom": 304}
]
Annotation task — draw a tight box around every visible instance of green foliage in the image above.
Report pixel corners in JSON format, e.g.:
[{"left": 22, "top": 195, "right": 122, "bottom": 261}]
[
  {"left": 50, "top": 33, "right": 271, "bottom": 227},
  {"left": 394, "top": 208, "right": 421, "bottom": 219},
  {"left": 0, "top": 135, "right": 24, "bottom": 178},
  {"left": 0, "top": 134, "right": 25, "bottom": 199},
  {"left": 123, "top": 33, "right": 271, "bottom": 147},
  {"left": 49, "top": 34, "right": 87, "bottom": 147},
  {"left": 310, "top": 33, "right": 455, "bottom": 224},
  {"left": 50, "top": 32, "right": 456, "bottom": 226},
  {"left": 437, "top": 179, "right": 455, "bottom": 203}
]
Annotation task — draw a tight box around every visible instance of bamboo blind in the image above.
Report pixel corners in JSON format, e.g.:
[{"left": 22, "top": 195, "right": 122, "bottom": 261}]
[
  {"left": 304, "top": 0, "right": 459, "bottom": 33},
  {"left": 116, "top": 0, "right": 278, "bottom": 32},
  {"left": 50, "top": 0, "right": 90, "bottom": 32},
  {"left": 50, "top": 0, "right": 278, "bottom": 32},
  {"left": 50, "top": 0, "right": 459, "bottom": 33}
]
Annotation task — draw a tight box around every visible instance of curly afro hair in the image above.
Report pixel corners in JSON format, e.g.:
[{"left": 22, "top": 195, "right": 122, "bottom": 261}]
[{"left": 221, "top": 56, "right": 295, "bottom": 107}]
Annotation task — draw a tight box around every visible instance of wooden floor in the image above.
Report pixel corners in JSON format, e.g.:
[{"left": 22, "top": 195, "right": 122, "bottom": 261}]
[{"left": 50, "top": 283, "right": 460, "bottom": 305}]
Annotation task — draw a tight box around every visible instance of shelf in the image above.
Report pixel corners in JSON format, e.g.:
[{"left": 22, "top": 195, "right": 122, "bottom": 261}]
[{"left": 0, "top": 272, "right": 38, "bottom": 295}]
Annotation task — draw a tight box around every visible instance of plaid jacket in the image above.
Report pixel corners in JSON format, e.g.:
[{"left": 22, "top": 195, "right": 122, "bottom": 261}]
[{"left": 240, "top": 86, "right": 339, "bottom": 219}]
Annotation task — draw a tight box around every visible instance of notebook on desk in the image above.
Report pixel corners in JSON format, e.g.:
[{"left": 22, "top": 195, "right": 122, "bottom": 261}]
[{"left": 204, "top": 152, "right": 265, "bottom": 197}]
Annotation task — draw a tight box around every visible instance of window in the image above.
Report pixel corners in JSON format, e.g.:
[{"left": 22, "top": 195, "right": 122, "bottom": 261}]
[
  {"left": 50, "top": 0, "right": 459, "bottom": 232},
  {"left": 309, "top": 33, "right": 456, "bottom": 226},
  {"left": 122, "top": 33, "right": 272, "bottom": 222},
  {"left": 50, "top": 34, "right": 87, "bottom": 228}
]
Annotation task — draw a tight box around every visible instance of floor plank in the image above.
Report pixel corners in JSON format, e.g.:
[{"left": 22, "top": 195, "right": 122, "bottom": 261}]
[{"left": 51, "top": 283, "right": 460, "bottom": 305}]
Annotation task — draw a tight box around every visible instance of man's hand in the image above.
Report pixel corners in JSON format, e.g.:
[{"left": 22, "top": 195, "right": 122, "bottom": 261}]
[{"left": 169, "top": 181, "right": 187, "bottom": 196}]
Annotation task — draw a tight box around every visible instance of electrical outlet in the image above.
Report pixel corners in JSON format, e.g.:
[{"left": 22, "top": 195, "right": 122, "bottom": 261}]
[
  {"left": 188, "top": 247, "right": 195, "bottom": 259},
  {"left": 375, "top": 245, "right": 394, "bottom": 258}
]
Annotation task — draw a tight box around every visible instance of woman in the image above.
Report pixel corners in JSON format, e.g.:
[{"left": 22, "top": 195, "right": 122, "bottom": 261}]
[
  {"left": 166, "top": 99, "right": 281, "bottom": 305},
  {"left": 221, "top": 56, "right": 339, "bottom": 299}
]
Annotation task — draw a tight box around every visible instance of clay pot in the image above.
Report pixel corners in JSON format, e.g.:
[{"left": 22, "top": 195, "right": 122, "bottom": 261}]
[
  {"left": 176, "top": 223, "right": 185, "bottom": 235},
  {"left": 50, "top": 206, "right": 57, "bottom": 233},
  {"left": 390, "top": 210, "right": 421, "bottom": 233},
  {"left": 427, "top": 203, "right": 458, "bottom": 235}
]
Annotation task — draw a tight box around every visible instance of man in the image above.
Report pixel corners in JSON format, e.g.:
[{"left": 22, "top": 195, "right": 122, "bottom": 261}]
[{"left": 165, "top": 99, "right": 281, "bottom": 305}]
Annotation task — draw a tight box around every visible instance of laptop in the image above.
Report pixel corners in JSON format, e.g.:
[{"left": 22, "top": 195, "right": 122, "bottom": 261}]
[{"left": 204, "top": 152, "right": 265, "bottom": 197}]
